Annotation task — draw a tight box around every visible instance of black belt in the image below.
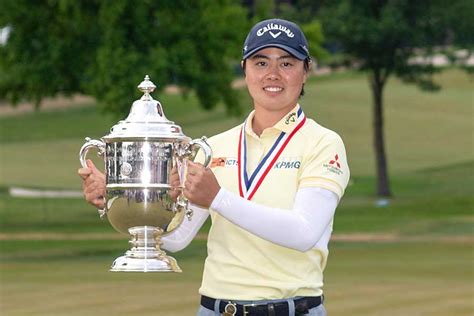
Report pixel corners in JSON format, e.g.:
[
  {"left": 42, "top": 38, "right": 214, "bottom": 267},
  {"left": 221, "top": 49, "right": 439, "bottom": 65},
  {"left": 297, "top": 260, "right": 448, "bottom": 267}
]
[{"left": 200, "top": 295, "right": 322, "bottom": 316}]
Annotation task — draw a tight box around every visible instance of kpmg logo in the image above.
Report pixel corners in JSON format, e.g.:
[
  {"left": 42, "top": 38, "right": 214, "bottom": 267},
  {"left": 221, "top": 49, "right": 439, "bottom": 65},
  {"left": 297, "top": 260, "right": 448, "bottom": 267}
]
[
  {"left": 256, "top": 23, "right": 295, "bottom": 38},
  {"left": 274, "top": 158, "right": 301, "bottom": 169}
]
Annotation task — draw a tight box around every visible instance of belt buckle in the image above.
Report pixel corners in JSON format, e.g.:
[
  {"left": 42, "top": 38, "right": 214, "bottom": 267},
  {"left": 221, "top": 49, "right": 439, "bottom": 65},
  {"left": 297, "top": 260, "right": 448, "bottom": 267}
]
[
  {"left": 224, "top": 301, "right": 237, "bottom": 316},
  {"left": 243, "top": 303, "right": 257, "bottom": 316}
]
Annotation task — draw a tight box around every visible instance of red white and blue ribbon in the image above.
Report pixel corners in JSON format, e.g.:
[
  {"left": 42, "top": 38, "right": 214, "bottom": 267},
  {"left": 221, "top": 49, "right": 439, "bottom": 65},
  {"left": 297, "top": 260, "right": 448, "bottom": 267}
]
[{"left": 238, "top": 107, "right": 306, "bottom": 200}]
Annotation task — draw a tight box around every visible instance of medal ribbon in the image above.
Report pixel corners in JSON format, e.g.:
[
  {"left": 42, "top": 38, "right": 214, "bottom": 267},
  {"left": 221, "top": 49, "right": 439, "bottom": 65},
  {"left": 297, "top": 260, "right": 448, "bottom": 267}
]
[{"left": 238, "top": 107, "right": 306, "bottom": 200}]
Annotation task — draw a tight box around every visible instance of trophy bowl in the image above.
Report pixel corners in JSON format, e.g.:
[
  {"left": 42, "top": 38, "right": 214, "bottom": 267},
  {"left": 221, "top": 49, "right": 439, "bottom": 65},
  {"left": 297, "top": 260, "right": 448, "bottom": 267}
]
[{"left": 79, "top": 75, "right": 212, "bottom": 272}]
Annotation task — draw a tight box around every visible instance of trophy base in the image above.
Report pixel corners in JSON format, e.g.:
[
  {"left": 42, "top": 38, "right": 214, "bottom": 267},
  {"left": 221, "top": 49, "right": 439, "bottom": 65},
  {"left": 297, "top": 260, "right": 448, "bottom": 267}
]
[
  {"left": 110, "top": 254, "right": 182, "bottom": 272},
  {"left": 109, "top": 226, "right": 182, "bottom": 273}
]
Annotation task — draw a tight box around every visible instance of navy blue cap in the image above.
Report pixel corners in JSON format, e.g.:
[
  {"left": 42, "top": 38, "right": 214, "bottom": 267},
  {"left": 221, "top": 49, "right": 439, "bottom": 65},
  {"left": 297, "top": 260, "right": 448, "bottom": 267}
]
[{"left": 242, "top": 19, "right": 310, "bottom": 60}]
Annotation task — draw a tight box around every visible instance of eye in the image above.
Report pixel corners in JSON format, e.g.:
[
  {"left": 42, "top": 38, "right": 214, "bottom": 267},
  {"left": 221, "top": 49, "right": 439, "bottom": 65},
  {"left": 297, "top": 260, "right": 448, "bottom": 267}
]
[
  {"left": 282, "top": 62, "right": 293, "bottom": 67},
  {"left": 255, "top": 61, "right": 267, "bottom": 67}
]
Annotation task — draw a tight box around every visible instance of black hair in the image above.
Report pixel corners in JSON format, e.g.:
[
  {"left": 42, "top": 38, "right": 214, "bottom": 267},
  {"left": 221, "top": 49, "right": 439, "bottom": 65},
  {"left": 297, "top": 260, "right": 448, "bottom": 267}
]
[{"left": 300, "top": 58, "right": 311, "bottom": 97}]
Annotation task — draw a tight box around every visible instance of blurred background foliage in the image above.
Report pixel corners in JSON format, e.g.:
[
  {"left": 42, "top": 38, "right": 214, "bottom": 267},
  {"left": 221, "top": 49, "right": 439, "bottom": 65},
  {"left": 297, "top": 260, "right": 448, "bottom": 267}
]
[
  {"left": 0, "top": 0, "right": 249, "bottom": 115},
  {"left": 1, "top": 0, "right": 471, "bottom": 115},
  {"left": 318, "top": 0, "right": 474, "bottom": 196},
  {"left": 0, "top": 0, "right": 330, "bottom": 116},
  {"left": 0, "top": 0, "right": 472, "bottom": 197}
]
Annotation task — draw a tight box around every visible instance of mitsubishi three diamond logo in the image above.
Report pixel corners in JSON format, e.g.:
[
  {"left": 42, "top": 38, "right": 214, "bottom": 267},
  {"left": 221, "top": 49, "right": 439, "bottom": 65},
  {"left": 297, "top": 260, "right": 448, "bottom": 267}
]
[
  {"left": 329, "top": 154, "right": 341, "bottom": 168},
  {"left": 324, "top": 154, "right": 343, "bottom": 175}
]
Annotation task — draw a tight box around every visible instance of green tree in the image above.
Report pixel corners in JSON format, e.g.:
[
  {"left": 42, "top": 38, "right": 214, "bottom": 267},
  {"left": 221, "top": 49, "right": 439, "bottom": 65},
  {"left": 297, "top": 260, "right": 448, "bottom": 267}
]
[
  {"left": 0, "top": 0, "right": 99, "bottom": 110},
  {"left": 0, "top": 0, "right": 248, "bottom": 115},
  {"left": 90, "top": 0, "right": 248, "bottom": 116},
  {"left": 320, "top": 0, "right": 474, "bottom": 197}
]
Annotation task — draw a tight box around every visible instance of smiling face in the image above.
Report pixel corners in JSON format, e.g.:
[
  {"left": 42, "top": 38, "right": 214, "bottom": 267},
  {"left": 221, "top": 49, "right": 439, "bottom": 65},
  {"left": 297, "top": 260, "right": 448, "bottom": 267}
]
[{"left": 244, "top": 47, "right": 308, "bottom": 118}]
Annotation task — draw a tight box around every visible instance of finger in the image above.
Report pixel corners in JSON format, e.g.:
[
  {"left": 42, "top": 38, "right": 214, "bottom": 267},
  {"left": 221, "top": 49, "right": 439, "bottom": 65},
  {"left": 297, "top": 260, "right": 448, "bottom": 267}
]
[
  {"left": 83, "top": 180, "right": 105, "bottom": 195},
  {"left": 169, "top": 170, "right": 180, "bottom": 179},
  {"left": 78, "top": 168, "right": 92, "bottom": 179},
  {"left": 182, "top": 187, "right": 192, "bottom": 200},
  {"left": 169, "top": 179, "right": 180, "bottom": 185},
  {"left": 84, "top": 171, "right": 105, "bottom": 186},
  {"left": 187, "top": 163, "right": 205, "bottom": 176},
  {"left": 93, "top": 196, "right": 105, "bottom": 203},
  {"left": 84, "top": 177, "right": 103, "bottom": 189},
  {"left": 85, "top": 191, "right": 104, "bottom": 204},
  {"left": 86, "top": 159, "right": 100, "bottom": 173},
  {"left": 187, "top": 161, "right": 204, "bottom": 169},
  {"left": 85, "top": 191, "right": 105, "bottom": 202},
  {"left": 92, "top": 197, "right": 105, "bottom": 209},
  {"left": 84, "top": 183, "right": 104, "bottom": 195},
  {"left": 184, "top": 180, "right": 194, "bottom": 192},
  {"left": 84, "top": 182, "right": 103, "bottom": 194},
  {"left": 170, "top": 180, "right": 181, "bottom": 188},
  {"left": 186, "top": 163, "right": 197, "bottom": 175}
]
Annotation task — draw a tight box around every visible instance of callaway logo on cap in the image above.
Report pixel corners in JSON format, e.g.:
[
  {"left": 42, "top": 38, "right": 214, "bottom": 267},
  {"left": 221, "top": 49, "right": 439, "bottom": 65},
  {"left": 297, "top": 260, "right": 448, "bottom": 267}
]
[{"left": 242, "top": 18, "right": 310, "bottom": 60}]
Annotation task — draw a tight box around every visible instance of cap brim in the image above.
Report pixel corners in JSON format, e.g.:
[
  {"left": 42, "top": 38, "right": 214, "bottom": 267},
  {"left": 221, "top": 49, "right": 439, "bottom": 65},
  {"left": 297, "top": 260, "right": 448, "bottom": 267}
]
[{"left": 243, "top": 44, "right": 307, "bottom": 60}]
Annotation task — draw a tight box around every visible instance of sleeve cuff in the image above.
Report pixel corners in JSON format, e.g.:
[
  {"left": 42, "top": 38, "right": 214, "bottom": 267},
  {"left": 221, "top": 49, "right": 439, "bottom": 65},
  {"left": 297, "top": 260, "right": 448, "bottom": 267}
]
[
  {"left": 210, "top": 187, "right": 228, "bottom": 211},
  {"left": 299, "top": 177, "right": 344, "bottom": 200}
]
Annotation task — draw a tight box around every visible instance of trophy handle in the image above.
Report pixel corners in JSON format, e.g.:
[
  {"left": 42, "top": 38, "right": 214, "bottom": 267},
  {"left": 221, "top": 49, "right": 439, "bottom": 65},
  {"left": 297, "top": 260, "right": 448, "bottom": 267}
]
[
  {"left": 79, "top": 137, "right": 106, "bottom": 168},
  {"left": 79, "top": 137, "right": 107, "bottom": 218},
  {"left": 189, "top": 136, "right": 212, "bottom": 167},
  {"left": 177, "top": 136, "right": 212, "bottom": 220}
]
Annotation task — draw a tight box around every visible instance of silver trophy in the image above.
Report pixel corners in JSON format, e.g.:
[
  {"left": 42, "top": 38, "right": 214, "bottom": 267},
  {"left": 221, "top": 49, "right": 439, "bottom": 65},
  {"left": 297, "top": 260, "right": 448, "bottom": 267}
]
[{"left": 79, "top": 75, "right": 212, "bottom": 272}]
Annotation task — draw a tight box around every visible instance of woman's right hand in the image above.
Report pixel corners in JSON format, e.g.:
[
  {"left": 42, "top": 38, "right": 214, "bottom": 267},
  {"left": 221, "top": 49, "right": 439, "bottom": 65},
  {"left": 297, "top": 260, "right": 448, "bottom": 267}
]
[{"left": 78, "top": 159, "right": 106, "bottom": 209}]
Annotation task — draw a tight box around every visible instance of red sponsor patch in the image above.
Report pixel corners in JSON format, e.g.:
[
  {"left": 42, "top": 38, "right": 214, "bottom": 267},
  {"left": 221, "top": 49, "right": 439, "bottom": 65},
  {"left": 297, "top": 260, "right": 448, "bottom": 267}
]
[
  {"left": 329, "top": 154, "right": 341, "bottom": 168},
  {"left": 324, "top": 154, "right": 344, "bottom": 175},
  {"left": 210, "top": 157, "right": 226, "bottom": 167}
]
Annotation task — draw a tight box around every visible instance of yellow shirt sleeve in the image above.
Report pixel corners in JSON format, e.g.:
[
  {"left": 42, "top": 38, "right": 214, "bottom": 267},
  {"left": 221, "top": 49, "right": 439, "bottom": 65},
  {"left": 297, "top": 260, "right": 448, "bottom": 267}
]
[{"left": 298, "top": 133, "right": 350, "bottom": 199}]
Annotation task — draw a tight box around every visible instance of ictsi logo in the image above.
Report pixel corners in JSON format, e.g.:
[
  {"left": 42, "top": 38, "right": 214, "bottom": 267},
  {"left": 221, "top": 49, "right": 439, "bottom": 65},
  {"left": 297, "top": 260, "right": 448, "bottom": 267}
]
[{"left": 210, "top": 157, "right": 238, "bottom": 168}]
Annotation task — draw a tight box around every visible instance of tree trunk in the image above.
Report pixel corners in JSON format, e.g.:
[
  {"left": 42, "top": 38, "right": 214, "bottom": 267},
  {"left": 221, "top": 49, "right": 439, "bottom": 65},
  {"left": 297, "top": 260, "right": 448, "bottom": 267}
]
[{"left": 370, "top": 70, "right": 392, "bottom": 197}]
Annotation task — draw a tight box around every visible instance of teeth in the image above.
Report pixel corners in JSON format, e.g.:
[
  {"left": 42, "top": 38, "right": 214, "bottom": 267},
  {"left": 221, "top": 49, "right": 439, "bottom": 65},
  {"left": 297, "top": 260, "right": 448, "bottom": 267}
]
[{"left": 264, "top": 87, "right": 283, "bottom": 92}]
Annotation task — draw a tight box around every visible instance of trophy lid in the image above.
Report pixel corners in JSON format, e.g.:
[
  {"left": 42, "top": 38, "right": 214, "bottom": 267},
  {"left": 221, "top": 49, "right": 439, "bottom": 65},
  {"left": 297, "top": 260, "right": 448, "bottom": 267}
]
[{"left": 104, "top": 75, "right": 188, "bottom": 141}]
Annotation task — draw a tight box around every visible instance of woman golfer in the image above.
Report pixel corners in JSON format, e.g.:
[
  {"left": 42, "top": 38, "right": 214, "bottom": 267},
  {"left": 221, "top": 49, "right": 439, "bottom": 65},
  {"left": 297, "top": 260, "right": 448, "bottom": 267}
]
[{"left": 79, "top": 18, "right": 350, "bottom": 316}]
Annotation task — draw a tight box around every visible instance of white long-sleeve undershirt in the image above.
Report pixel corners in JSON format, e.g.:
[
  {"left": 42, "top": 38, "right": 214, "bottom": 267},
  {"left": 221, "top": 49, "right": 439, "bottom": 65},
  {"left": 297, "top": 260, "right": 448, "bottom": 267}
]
[
  {"left": 161, "top": 187, "right": 338, "bottom": 253},
  {"left": 161, "top": 204, "right": 209, "bottom": 253},
  {"left": 210, "top": 187, "right": 338, "bottom": 252}
]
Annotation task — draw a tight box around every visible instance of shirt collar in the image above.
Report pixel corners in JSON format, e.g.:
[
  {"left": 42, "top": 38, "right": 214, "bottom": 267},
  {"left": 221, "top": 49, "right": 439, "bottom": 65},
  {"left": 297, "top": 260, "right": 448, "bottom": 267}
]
[{"left": 244, "top": 104, "right": 302, "bottom": 137}]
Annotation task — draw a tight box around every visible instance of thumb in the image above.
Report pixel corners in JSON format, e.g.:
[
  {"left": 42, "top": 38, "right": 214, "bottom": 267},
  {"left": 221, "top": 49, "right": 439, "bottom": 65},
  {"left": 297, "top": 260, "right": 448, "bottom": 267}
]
[
  {"left": 187, "top": 160, "right": 200, "bottom": 168},
  {"left": 86, "top": 159, "right": 99, "bottom": 172},
  {"left": 77, "top": 167, "right": 92, "bottom": 179}
]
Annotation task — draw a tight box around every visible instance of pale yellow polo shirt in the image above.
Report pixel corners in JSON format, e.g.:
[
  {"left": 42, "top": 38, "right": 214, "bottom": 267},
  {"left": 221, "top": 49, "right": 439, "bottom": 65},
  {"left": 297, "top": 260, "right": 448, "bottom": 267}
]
[{"left": 198, "top": 105, "right": 350, "bottom": 300}]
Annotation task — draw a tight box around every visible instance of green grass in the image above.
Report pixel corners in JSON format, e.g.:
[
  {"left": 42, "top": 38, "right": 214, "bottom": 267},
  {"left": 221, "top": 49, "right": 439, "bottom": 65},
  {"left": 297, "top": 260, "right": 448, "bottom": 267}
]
[
  {"left": 0, "top": 240, "right": 208, "bottom": 316},
  {"left": 334, "top": 160, "right": 474, "bottom": 235},
  {"left": 1, "top": 240, "right": 472, "bottom": 315},
  {"left": 324, "top": 242, "right": 474, "bottom": 316},
  {"left": 0, "top": 68, "right": 473, "bottom": 315}
]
